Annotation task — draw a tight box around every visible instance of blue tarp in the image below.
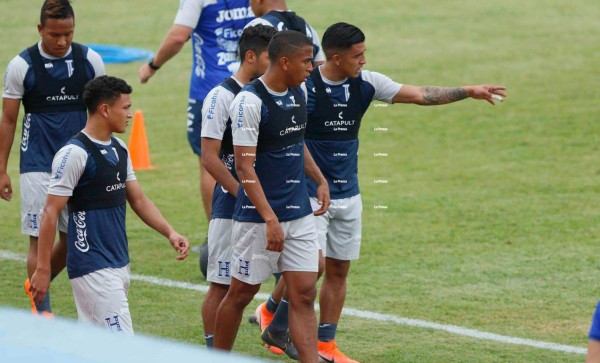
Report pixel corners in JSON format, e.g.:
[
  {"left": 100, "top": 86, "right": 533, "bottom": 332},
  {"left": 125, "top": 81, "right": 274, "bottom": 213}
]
[
  {"left": 0, "top": 307, "right": 267, "bottom": 362},
  {"left": 86, "top": 44, "right": 154, "bottom": 64}
]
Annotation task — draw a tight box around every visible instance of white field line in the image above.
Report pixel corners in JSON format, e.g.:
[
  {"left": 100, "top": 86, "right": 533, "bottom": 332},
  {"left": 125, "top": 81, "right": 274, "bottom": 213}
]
[{"left": 0, "top": 249, "right": 586, "bottom": 355}]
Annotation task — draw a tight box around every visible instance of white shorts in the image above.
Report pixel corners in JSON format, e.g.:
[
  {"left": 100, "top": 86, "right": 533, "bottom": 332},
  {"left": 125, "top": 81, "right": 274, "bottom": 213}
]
[
  {"left": 231, "top": 214, "right": 319, "bottom": 285},
  {"left": 310, "top": 194, "right": 362, "bottom": 261},
  {"left": 207, "top": 218, "right": 234, "bottom": 285},
  {"left": 20, "top": 172, "right": 68, "bottom": 236},
  {"left": 70, "top": 265, "right": 133, "bottom": 334}
]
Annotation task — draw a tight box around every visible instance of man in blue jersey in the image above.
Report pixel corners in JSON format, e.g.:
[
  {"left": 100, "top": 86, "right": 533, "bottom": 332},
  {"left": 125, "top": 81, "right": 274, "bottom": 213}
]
[
  {"left": 309, "top": 23, "right": 506, "bottom": 363},
  {"left": 0, "top": 0, "right": 105, "bottom": 316},
  {"left": 213, "top": 30, "right": 330, "bottom": 363},
  {"left": 199, "top": 24, "right": 276, "bottom": 348},
  {"left": 29, "top": 75, "right": 190, "bottom": 333},
  {"left": 246, "top": 1, "right": 325, "bottom": 355},
  {"left": 257, "top": 22, "right": 508, "bottom": 363},
  {"left": 139, "top": 0, "right": 254, "bottom": 253},
  {"left": 247, "top": 0, "right": 324, "bottom": 66}
]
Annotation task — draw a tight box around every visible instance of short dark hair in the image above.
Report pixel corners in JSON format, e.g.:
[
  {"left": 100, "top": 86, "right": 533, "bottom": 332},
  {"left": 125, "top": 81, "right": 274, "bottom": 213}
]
[
  {"left": 322, "top": 22, "right": 366, "bottom": 59},
  {"left": 239, "top": 24, "right": 278, "bottom": 64},
  {"left": 267, "top": 30, "right": 312, "bottom": 62},
  {"left": 40, "top": 0, "right": 75, "bottom": 26},
  {"left": 83, "top": 76, "right": 132, "bottom": 114}
]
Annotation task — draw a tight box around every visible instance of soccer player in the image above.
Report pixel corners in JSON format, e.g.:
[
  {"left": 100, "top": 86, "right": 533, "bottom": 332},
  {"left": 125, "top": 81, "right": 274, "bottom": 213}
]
[
  {"left": 199, "top": 24, "right": 277, "bottom": 348},
  {"left": 0, "top": 0, "right": 104, "bottom": 316},
  {"left": 139, "top": 0, "right": 254, "bottom": 273},
  {"left": 247, "top": 0, "right": 325, "bottom": 66},
  {"left": 258, "top": 22, "right": 508, "bottom": 363},
  {"left": 247, "top": 1, "right": 325, "bottom": 355},
  {"left": 213, "top": 30, "right": 330, "bottom": 363},
  {"left": 29, "top": 75, "right": 190, "bottom": 333}
]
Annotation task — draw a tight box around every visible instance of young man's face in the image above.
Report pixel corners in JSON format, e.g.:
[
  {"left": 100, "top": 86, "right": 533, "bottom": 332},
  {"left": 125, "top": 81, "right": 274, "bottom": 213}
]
[
  {"left": 337, "top": 42, "right": 367, "bottom": 78},
  {"left": 255, "top": 50, "right": 271, "bottom": 77},
  {"left": 284, "top": 45, "right": 314, "bottom": 87},
  {"left": 38, "top": 17, "right": 75, "bottom": 58},
  {"left": 105, "top": 94, "right": 133, "bottom": 134}
]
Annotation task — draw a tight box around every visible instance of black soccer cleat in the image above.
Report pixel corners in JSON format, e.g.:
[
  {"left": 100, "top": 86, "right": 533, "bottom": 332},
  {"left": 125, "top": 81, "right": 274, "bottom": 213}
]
[{"left": 261, "top": 327, "right": 299, "bottom": 360}]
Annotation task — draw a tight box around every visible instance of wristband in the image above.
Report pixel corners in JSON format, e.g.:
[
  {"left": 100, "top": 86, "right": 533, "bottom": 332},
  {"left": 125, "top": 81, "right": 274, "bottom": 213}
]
[{"left": 148, "top": 58, "right": 161, "bottom": 71}]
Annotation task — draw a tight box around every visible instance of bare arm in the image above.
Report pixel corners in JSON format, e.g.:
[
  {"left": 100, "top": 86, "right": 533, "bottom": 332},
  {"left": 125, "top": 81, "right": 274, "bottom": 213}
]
[
  {"left": 392, "top": 84, "right": 507, "bottom": 105},
  {"left": 201, "top": 138, "right": 239, "bottom": 196},
  {"left": 30, "top": 194, "right": 69, "bottom": 305},
  {"left": 139, "top": 24, "right": 194, "bottom": 84},
  {"left": 0, "top": 98, "right": 21, "bottom": 201},
  {"left": 234, "top": 145, "right": 285, "bottom": 252},
  {"left": 126, "top": 180, "right": 189, "bottom": 260},
  {"left": 303, "top": 144, "right": 330, "bottom": 216}
]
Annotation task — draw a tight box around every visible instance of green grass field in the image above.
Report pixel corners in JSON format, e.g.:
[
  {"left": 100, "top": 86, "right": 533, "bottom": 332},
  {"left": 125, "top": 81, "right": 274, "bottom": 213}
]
[{"left": 1, "top": 0, "right": 600, "bottom": 361}]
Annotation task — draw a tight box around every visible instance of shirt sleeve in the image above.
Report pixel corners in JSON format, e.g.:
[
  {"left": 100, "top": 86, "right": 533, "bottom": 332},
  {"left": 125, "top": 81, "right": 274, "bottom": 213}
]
[
  {"left": 174, "top": 0, "right": 204, "bottom": 28},
  {"left": 2, "top": 55, "right": 28, "bottom": 99},
  {"left": 48, "top": 144, "right": 88, "bottom": 197},
  {"left": 308, "top": 25, "right": 325, "bottom": 63},
  {"left": 201, "top": 86, "right": 233, "bottom": 140},
  {"left": 114, "top": 137, "right": 137, "bottom": 182},
  {"left": 361, "top": 70, "right": 403, "bottom": 104},
  {"left": 86, "top": 48, "right": 106, "bottom": 77},
  {"left": 231, "top": 91, "right": 262, "bottom": 147}
]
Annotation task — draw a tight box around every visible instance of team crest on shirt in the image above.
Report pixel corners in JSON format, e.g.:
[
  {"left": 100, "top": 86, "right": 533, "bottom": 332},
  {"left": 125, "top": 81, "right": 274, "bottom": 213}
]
[
  {"left": 65, "top": 59, "right": 75, "bottom": 77},
  {"left": 343, "top": 84, "right": 351, "bottom": 102}
]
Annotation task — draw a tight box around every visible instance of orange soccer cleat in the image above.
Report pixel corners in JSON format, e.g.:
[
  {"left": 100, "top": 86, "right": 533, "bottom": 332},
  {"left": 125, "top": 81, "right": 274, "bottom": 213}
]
[
  {"left": 23, "top": 279, "right": 38, "bottom": 315},
  {"left": 318, "top": 339, "right": 360, "bottom": 363},
  {"left": 255, "top": 302, "right": 284, "bottom": 355}
]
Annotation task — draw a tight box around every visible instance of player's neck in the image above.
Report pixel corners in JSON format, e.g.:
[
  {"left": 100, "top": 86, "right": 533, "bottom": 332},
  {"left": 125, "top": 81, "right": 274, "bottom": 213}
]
[
  {"left": 82, "top": 118, "right": 112, "bottom": 142},
  {"left": 320, "top": 63, "right": 347, "bottom": 82},
  {"left": 234, "top": 67, "right": 254, "bottom": 85},
  {"left": 267, "top": 7, "right": 288, "bottom": 12},
  {"left": 266, "top": 0, "right": 289, "bottom": 12},
  {"left": 261, "top": 71, "right": 289, "bottom": 93}
]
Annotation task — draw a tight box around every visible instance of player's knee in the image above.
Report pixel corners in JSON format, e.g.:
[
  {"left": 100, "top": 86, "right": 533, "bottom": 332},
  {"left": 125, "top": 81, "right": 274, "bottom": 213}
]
[
  {"left": 326, "top": 258, "right": 351, "bottom": 280},
  {"left": 207, "top": 282, "right": 229, "bottom": 299},
  {"left": 289, "top": 283, "right": 317, "bottom": 307},
  {"left": 227, "top": 282, "right": 258, "bottom": 308}
]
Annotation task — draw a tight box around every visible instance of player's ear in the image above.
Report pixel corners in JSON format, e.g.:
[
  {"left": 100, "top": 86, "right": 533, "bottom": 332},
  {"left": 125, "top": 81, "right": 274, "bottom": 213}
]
[
  {"left": 332, "top": 54, "right": 341, "bottom": 66},
  {"left": 98, "top": 103, "right": 109, "bottom": 118},
  {"left": 245, "top": 50, "right": 256, "bottom": 64},
  {"left": 280, "top": 56, "right": 289, "bottom": 71}
]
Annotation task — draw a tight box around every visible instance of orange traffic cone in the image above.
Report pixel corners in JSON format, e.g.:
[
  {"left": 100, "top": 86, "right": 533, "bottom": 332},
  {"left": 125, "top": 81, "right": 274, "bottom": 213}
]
[{"left": 128, "top": 110, "right": 154, "bottom": 170}]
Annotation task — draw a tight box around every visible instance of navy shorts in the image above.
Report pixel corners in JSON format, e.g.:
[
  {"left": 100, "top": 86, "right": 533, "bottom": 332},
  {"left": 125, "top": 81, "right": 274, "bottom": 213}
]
[{"left": 187, "top": 98, "right": 203, "bottom": 155}]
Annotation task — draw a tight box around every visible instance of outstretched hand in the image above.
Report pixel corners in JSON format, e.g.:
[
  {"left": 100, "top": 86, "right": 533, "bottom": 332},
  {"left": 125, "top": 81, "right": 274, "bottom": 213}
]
[
  {"left": 168, "top": 232, "right": 189, "bottom": 260},
  {"left": 468, "top": 85, "right": 507, "bottom": 105}
]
